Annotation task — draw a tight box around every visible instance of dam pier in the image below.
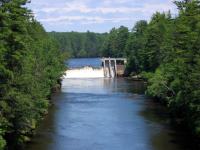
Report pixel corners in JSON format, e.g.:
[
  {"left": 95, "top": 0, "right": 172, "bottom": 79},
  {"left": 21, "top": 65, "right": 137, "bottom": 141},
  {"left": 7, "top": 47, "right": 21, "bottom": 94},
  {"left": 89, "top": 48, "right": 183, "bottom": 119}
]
[{"left": 102, "top": 58, "right": 127, "bottom": 78}]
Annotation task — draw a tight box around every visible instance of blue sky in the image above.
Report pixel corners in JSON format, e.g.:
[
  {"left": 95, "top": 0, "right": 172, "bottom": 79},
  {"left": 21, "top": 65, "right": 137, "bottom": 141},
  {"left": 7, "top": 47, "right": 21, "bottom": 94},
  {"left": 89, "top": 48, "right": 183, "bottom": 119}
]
[{"left": 27, "top": 0, "right": 177, "bottom": 33}]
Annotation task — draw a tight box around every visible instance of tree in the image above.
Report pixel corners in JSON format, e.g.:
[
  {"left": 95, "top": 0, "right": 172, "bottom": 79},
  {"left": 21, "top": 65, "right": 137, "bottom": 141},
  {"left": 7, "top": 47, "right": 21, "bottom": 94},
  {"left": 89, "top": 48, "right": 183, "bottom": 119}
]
[
  {"left": 101, "top": 26, "right": 129, "bottom": 57},
  {"left": 145, "top": 0, "right": 200, "bottom": 137},
  {"left": 125, "top": 20, "right": 148, "bottom": 74},
  {"left": 48, "top": 31, "right": 107, "bottom": 58},
  {"left": 143, "top": 12, "right": 172, "bottom": 71},
  {"left": 0, "top": 0, "right": 66, "bottom": 149}
]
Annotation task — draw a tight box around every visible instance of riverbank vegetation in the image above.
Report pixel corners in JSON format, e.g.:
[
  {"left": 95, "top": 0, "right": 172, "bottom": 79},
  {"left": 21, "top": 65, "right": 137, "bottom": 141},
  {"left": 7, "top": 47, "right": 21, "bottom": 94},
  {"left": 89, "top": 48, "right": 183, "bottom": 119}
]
[
  {"left": 0, "top": 0, "right": 66, "bottom": 149},
  {"left": 136, "top": 0, "right": 199, "bottom": 139},
  {"left": 107, "top": 0, "right": 200, "bottom": 139},
  {"left": 49, "top": 31, "right": 107, "bottom": 58}
]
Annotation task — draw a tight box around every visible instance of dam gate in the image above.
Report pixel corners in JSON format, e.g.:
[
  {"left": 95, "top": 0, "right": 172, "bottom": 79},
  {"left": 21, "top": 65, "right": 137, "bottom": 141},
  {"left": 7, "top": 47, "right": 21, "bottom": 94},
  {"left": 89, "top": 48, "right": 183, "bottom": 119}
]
[{"left": 102, "top": 58, "right": 127, "bottom": 78}]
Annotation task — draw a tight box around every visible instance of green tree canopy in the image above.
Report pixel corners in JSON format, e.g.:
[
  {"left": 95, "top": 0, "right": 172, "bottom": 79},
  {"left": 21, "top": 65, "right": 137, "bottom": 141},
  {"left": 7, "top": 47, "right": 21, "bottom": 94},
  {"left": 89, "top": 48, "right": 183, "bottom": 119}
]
[{"left": 0, "top": 0, "right": 66, "bottom": 149}]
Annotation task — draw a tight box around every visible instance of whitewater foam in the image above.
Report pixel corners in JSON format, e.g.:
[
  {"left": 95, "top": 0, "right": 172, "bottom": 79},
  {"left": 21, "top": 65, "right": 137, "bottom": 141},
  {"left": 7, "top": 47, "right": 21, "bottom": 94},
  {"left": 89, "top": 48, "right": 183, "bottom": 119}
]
[{"left": 63, "top": 66, "right": 104, "bottom": 78}]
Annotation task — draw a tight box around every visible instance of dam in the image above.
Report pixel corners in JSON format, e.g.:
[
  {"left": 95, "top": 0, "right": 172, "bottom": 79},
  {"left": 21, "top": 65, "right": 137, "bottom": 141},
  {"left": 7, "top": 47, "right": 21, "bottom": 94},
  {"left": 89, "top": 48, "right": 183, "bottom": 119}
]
[{"left": 64, "top": 58, "right": 127, "bottom": 78}]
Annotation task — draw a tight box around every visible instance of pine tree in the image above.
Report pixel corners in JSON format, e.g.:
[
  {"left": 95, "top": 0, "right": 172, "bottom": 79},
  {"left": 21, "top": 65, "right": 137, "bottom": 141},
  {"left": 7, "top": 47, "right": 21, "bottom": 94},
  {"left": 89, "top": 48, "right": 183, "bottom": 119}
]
[
  {"left": 0, "top": 0, "right": 66, "bottom": 149},
  {"left": 146, "top": 0, "right": 200, "bottom": 137}
]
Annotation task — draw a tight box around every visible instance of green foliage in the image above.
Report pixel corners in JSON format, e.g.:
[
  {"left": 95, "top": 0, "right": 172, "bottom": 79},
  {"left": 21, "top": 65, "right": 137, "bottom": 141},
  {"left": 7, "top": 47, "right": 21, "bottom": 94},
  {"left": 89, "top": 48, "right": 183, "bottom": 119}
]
[
  {"left": 125, "top": 12, "right": 173, "bottom": 74},
  {"left": 128, "top": 0, "right": 200, "bottom": 137},
  {"left": 125, "top": 20, "right": 148, "bottom": 74},
  {"left": 0, "top": 136, "right": 6, "bottom": 150},
  {"left": 48, "top": 31, "right": 107, "bottom": 58},
  {"left": 0, "top": 0, "right": 66, "bottom": 149},
  {"left": 0, "top": 117, "right": 6, "bottom": 150},
  {"left": 101, "top": 26, "right": 129, "bottom": 57}
]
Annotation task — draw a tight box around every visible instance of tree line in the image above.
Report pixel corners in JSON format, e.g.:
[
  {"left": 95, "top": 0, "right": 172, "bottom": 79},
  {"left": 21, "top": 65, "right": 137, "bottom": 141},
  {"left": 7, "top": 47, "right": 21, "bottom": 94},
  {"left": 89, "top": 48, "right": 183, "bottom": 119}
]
[
  {"left": 0, "top": 0, "right": 66, "bottom": 149},
  {"left": 49, "top": 26, "right": 130, "bottom": 58},
  {"left": 102, "top": 0, "right": 200, "bottom": 139},
  {"left": 48, "top": 31, "right": 107, "bottom": 58}
]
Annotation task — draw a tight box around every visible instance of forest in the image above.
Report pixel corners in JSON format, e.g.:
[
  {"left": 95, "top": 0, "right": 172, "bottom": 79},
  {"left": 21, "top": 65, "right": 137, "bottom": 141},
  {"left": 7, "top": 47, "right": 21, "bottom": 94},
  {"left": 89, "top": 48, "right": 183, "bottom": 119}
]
[
  {"left": 48, "top": 31, "right": 107, "bottom": 58},
  {"left": 0, "top": 0, "right": 66, "bottom": 149},
  {"left": 102, "top": 0, "right": 200, "bottom": 139},
  {"left": 49, "top": 26, "right": 130, "bottom": 58}
]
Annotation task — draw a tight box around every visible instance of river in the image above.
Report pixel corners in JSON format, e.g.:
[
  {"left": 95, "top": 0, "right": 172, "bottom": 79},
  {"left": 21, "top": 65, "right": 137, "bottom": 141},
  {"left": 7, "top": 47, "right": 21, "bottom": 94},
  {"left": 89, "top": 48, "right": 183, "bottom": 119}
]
[{"left": 26, "top": 58, "right": 196, "bottom": 150}]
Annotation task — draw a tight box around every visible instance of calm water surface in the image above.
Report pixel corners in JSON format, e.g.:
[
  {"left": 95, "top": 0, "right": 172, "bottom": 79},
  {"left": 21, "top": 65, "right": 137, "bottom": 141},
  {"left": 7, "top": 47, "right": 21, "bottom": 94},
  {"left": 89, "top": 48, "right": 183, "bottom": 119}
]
[
  {"left": 26, "top": 59, "right": 195, "bottom": 150},
  {"left": 67, "top": 58, "right": 102, "bottom": 68}
]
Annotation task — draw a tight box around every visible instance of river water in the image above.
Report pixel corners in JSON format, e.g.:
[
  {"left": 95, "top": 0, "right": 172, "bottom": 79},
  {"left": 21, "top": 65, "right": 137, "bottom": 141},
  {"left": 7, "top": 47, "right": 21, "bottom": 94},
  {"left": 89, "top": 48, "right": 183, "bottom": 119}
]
[{"left": 26, "top": 58, "right": 196, "bottom": 150}]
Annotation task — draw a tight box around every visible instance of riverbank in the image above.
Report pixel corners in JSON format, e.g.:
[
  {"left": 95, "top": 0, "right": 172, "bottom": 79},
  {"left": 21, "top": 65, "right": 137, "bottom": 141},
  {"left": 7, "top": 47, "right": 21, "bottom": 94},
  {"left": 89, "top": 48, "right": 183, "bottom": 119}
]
[{"left": 130, "top": 74, "right": 200, "bottom": 149}]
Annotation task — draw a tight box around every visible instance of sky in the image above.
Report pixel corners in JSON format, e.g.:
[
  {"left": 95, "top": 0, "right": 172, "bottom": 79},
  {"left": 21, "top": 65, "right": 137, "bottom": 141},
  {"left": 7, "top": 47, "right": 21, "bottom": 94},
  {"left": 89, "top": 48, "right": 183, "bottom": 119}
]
[{"left": 27, "top": 0, "right": 177, "bottom": 33}]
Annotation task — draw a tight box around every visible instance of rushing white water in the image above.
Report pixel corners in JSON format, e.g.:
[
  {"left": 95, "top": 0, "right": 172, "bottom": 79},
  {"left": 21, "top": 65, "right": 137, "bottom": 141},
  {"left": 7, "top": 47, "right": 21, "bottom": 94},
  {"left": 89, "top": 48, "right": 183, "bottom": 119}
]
[{"left": 64, "top": 66, "right": 104, "bottom": 78}]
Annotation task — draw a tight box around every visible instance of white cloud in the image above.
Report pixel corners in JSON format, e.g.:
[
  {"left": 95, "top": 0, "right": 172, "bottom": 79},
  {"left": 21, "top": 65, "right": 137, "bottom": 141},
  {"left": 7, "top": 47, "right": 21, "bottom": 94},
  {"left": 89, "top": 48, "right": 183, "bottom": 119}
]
[
  {"left": 28, "top": 0, "right": 177, "bottom": 32},
  {"left": 102, "top": 0, "right": 130, "bottom": 5},
  {"left": 39, "top": 15, "right": 134, "bottom": 24},
  {"left": 34, "top": 1, "right": 175, "bottom": 14}
]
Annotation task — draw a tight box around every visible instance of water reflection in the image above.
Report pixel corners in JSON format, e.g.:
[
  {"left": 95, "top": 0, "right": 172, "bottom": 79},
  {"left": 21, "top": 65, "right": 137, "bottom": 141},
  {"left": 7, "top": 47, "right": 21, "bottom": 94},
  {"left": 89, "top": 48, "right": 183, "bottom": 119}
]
[{"left": 141, "top": 99, "right": 198, "bottom": 150}]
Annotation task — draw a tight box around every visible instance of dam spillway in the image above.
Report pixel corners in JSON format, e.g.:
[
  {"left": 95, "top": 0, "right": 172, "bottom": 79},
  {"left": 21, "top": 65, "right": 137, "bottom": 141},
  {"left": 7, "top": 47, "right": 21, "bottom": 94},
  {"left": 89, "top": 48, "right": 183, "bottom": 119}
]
[
  {"left": 64, "top": 66, "right": 104, "bottom": 78},
  {"left": 64, "top": 58, "right": 127, "bottom": 79}
]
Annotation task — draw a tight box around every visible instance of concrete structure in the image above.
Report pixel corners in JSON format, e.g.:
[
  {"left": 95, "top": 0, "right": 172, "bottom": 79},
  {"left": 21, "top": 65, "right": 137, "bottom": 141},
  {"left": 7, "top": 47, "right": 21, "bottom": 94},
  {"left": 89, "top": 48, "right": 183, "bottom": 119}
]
[{"left": 102, "top": 58, "right": 127, "bottom": 78}]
